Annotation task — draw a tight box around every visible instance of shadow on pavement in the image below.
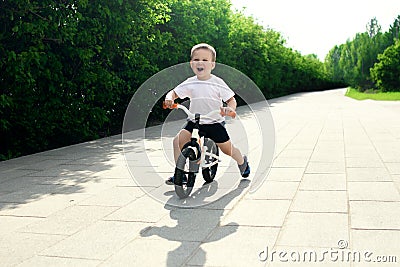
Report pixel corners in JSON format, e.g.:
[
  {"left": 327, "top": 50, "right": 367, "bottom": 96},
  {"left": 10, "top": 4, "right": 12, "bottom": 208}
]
[
  {"left": 140, "top": 179, "right": 250, "bottom": 266},
  {"left": 0, "top": 136, "right": 125, "bottom": 212}
]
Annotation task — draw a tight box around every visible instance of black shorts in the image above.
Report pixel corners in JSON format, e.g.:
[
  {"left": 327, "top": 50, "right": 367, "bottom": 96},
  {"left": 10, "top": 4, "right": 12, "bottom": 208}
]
[{"left": 183, "top": 121, "right": 230, "bottom": 143}]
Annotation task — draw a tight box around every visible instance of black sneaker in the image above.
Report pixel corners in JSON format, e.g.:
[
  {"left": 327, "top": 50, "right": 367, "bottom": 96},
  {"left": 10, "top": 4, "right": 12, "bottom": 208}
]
[
  {"left": 165, "top": 175, "right": 188, "bottom": 185},
  {"left": 239, "top": 156, "right": 251, "bottom": 178},
  {"left": 165, "top": 176, "right": 175, "bottom": 185},
  {"left": 241, "top": 162, "right": 250, "bottom": 178}
]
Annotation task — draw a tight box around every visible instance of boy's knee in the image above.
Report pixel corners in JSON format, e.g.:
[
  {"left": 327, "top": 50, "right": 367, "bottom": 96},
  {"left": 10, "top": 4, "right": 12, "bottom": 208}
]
[{"left": 219, "top": 143, "right": 233, "bottom": 156}]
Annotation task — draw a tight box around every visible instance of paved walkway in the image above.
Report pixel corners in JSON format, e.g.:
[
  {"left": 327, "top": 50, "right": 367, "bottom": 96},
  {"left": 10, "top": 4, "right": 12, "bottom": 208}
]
[{"left": 1, "top": 88, "right": 399, "bottom": 266}]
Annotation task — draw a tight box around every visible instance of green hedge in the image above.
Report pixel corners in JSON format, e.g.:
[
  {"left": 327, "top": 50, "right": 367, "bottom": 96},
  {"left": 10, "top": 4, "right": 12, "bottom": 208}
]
[{"left": 1, "top": 0, "right": 341, "bottom": 160}]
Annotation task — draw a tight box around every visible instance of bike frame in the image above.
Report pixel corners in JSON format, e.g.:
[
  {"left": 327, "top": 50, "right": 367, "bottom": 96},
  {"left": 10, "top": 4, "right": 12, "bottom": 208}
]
[{"left": 163, "top": 103, "right": 235, "bottom": 172}]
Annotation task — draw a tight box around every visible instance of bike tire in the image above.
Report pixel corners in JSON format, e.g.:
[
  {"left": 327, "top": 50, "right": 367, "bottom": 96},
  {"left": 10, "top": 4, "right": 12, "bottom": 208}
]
[
  {"left": 202, "top": 138, "right": 219, "bottom": 183},
  {"left": 174, "top": 147, "right": 197, "bottom": 199}
]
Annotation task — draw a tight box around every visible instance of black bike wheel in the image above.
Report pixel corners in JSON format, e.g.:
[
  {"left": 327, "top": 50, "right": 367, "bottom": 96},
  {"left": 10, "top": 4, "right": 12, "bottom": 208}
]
[
  {"left": 202, "top": 138, "right": 219, "bottom": 183},
  {"left": 174, "top": 147, "right": 197, "bottom": 199}
]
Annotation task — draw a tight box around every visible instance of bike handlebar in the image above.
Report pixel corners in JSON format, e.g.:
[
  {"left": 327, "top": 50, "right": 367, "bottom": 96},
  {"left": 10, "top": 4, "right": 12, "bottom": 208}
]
[{"left": 162, "top": 102, "right": 236, "bottom": 119}]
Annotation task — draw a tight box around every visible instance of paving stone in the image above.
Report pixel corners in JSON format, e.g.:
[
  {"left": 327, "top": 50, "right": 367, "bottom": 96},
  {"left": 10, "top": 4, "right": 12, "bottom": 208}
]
[
  {"left": 0, "top": 232, "right": 65, "bottom": 266},
  {"left": 346, "top": 168, "right": 392, "bottom": 182},
  {"left": 19, "top": 205, "right": 118, "bottom": 235},
  {"left": 40, "top": 220, "right": 147, "bottom": 260},
  {"left": 291, "top": 190, "right": 348, "bottom": 213},
  {"left": 18, "top": 256, "right": 102, "bottom": 267},
  {"left": 277, "top": 212, "right": 349, "bottom": 248},
  {"left": 188, "top": 225, "right": 280, "bottom": 267},
  {"left": 102, "top": 237, "right": 200, "bottom": 266},
  {"left": 299, "top": 174, "right": 346, "bottom": 191},
  {"left": 350, "top": 201, "right": 400, "bottom": 230},
  {"left": 306, "top": 161, "right": 345, "bottom": 174},
  {"left": 141, "top": 208, "right": 225, "bottom": 242},
  {"left": 221, "top": 199, "right": 291, "bottom": 227},
  {"left": 348, "top": 182, "right": 400, "bottom": 201},
  {"left": 351, "top": 229, "right": 400, "bottom": 267},
  {"left": 246, "top": 181, "right": 299, "bottom": 200},
  {"left": 267, "top": 167, "right": 305, "bottom": 182},
  {"left": 104, "top": 195, "right": 170, "bottom": 223}
]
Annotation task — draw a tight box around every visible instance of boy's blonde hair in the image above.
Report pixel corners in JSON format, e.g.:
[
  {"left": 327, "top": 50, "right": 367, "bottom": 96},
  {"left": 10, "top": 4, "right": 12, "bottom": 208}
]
[{"left": 190, "top": 43, "right": 216, "bottom": 61}]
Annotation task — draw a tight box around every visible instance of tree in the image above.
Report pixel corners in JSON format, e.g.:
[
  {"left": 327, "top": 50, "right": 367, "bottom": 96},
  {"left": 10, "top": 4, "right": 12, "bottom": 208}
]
[
  {"left": 366, "top": 17, "right": 381, "bottom": 38},
  {"left": 370, "top": 41, "right": 400, "bottom": 92},
  {"left": 0, "top": 0, "right": 172, "bottom": 159}
]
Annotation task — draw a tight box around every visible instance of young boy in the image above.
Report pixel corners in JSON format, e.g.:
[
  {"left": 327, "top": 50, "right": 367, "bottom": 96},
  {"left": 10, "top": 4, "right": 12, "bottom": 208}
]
[{"left": 164, "top": 43, "right": 250, "bottom": 184}]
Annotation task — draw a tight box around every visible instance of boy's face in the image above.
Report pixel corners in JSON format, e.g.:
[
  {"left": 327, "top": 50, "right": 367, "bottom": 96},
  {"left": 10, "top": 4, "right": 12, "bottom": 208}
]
[{"left": 190, "top": 48, "right": 215, "bottom": 80}]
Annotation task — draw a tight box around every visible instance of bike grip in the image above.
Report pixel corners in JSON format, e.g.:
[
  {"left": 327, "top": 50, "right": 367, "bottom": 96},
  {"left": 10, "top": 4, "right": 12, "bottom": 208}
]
[{"left": 162, "top": 102, "right": 178, "bottom": 109}]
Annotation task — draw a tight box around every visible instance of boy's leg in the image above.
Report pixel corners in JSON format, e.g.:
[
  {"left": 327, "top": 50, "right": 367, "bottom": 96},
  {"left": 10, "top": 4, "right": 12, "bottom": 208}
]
[
  {"left": 217, "top": 140, "right": 250, "bottom": 177},
  {"left": 173, "top": 129, "right": 192, "bottom": 163},
  {"left": 216, "top": 140, "right": 244, "bottom": 165},
  {"left": 166, "top": 129, "right": 192, "bottom": 185}
]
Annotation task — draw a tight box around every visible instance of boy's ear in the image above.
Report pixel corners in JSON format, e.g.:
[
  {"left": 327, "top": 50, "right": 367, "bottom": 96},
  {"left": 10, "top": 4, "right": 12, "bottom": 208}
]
[{"left": 211, "top": 61, "right": 216, "bottom": 70}]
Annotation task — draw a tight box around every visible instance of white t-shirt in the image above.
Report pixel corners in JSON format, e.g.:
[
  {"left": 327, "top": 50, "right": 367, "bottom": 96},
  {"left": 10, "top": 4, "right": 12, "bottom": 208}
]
[{"left": 173, "top": 75, "right": 235, "bottom": 124}]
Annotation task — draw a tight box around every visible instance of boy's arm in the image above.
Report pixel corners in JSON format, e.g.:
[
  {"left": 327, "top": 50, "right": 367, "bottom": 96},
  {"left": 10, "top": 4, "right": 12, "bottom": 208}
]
[
  {"left": 164, "top": 90, "right": 178, "bottom": 108},
  {"left": 225, "top": 97, "right": 237, "bottom": 111},
  {"left": 220, "top": 96, "right": 237, "bottom": 117}
]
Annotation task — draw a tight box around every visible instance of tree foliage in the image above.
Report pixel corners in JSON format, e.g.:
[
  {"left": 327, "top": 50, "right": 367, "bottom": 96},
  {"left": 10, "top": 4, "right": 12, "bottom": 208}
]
[
  {"left": 1, "top": 0, "right": 340, "bottom": 160},
  {"left": 370, "top": 41, "right": 400, "bottom": 92},
  {"left": 325, "top": 16, "right": 400, "bottom": 91}
]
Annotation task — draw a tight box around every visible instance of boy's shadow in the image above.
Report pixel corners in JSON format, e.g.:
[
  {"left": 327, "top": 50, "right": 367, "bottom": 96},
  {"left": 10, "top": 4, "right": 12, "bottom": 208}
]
[{"left": 140, "top": 179, "right": 250, "bottom": 266}]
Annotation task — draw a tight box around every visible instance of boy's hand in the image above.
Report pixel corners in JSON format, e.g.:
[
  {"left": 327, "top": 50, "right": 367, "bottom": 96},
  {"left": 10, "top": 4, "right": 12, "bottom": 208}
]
[
  {"left": 220, "top": 107, "right": 236, "bottom": 118},
  {"left": 163, "top": 99, "right": 174, "bottom": 109}
]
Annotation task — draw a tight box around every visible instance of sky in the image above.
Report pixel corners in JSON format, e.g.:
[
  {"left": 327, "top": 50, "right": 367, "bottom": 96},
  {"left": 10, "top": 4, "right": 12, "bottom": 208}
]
[{"left": 230, "top": 0, "right": 400, "bottom": 60}]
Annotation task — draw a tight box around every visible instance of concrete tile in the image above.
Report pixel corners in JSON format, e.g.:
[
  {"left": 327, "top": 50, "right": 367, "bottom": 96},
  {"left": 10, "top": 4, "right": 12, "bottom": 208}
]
[
  {"left": 18, "top": 255, "right": 102, "bottom": 267},
  {"left": 141, "top": 208, "right": 225, "bottom": 242},
  {"left": 348, "top": 182, "right": 400, "bottom": 201},
  {"left": 0, "top": 169, "right": 37, "bottom": 183},
  {"left": 291, "top": 191, "right": 348, "bottom": 213},
  {"left": 0, "top": 183, "right": 63, "bottom": 203},
  {"left": 90, "top": 164, "right": 133, "bottom": 179},
  {"left": 0, "top": 216, "right": 43, "bottom": 235},
  {"left": 0, "top": 232, "right": 65, "bottom": 266},
  {"left": 300, "top": 174, "right": 346, "bottom": 191},
  {"left": 188, "top": 225, "right": 280, "bottom": 267},
  {"left": 345, "top": 147, "right": 376, "bottom": 158},
  {"left": 77, "top": 186, "right": 145, "bottom": 207},
  {"left": 101, "top": 237, "right": 200, "bottom": 266},
  {"left": 350, "top": 201, "right": 400, "bottom": 230},
  {"left": 346, "top": 168, "right": 391, "bottom": 182},
  {"left": 267, "top": 168, "right": 305, "bottom": 182},
  {"left": 346, "top": 157, "right": 385, "bottom": 168},
  {"left": 309, "top": 152, "right": 345, "bottom": 163},
  {"left": 351, "top": 229, "right": 400, "bottom": 267},
  {"left": 306, "top": 162, "right": 345, "bottom": 174},
  {"left": 246, "top": 181, "right": 299, "bottom": 200},
  {"left": 104, "top": 195, "right": 170, "bottom": 223},
  {"left": 221, "top": 199, "right": 291, "bottom": 227},
  {"left": 277, "top": 212, "right": 349, "bottom": 248},
  {"left": 272, "top": 157, "right": 309, "bottom": 168},
  {"left": 277, "top": 149, "right": 313, "bottom": 159},
  {"left": 41, "top": 220, "right": 147, "bottom": 260},
  {"left": 0, "top": 194, "right": 86, "bottom": 217},
  {"left": 386, "top": 163, "right": 400, "bottom": 174},
  {"left": 19, "top": 205, "right": 118, "bottom": 235}
]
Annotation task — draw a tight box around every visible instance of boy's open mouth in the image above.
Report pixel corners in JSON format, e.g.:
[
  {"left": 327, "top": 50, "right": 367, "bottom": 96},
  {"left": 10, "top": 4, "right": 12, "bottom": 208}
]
[{"left": 197, "top": 67, "right": 204, "bottom": 72}]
